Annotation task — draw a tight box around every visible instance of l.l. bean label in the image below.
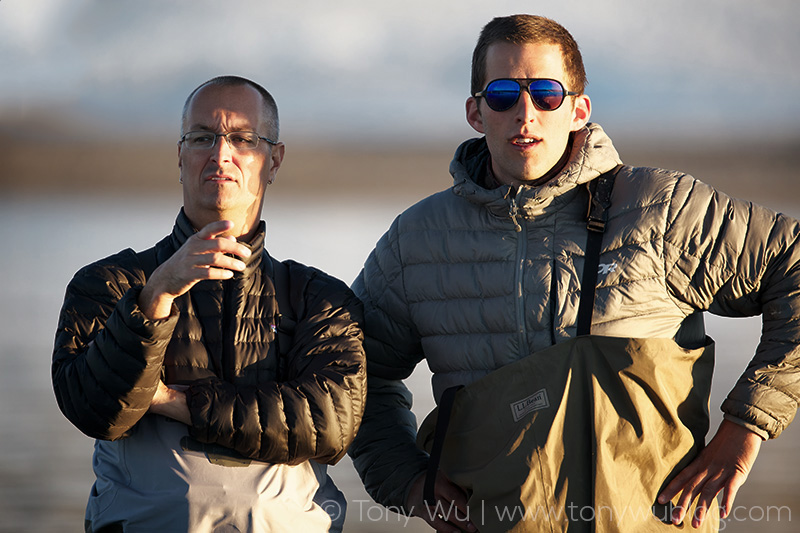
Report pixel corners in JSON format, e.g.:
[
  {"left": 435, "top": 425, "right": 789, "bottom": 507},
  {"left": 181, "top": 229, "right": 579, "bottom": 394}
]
[{"left": 510, "top": 388, "right": 549, "bottom": 422}]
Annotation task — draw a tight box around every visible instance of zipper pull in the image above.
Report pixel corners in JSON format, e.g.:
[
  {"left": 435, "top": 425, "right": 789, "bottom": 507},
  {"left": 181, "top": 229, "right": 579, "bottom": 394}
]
[
  {"left": 270, "top": 313, "right": 282, "bottom": 335},
  {"left": 509, "top": 197, "right": 522, "bottom": 232}
]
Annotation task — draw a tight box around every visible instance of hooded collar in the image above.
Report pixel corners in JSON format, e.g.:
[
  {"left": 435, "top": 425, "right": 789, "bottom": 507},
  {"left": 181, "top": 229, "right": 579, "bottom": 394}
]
[{"left": 451, "top": 123, "right": 622, "bottom": 218}]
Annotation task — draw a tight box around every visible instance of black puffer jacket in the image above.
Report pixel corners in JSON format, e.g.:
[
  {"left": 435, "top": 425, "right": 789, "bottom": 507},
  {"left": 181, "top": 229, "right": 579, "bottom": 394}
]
[{"left": 52, "top": 210, "right": 366, "bottom": 465}]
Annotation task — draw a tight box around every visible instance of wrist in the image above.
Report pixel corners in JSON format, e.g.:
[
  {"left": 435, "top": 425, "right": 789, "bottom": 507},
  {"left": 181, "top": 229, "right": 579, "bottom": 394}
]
[
  {"left": 138, "top": 284, "right": 175, "bottom": 320},
  {"left": 721, "top": 415, "right": 768, "bottom": 441},
  {"left": 405, "top": 471, "right": 427, "bottom": 516}
]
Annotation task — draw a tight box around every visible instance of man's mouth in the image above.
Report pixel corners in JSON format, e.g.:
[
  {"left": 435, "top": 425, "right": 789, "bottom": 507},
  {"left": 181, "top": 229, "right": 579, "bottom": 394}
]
[
  {"left": 511, "top": 137, "right": 541, "bottom": 146},
  {"left": 207, "top": 176, "right": 235, "bottom": 182}
]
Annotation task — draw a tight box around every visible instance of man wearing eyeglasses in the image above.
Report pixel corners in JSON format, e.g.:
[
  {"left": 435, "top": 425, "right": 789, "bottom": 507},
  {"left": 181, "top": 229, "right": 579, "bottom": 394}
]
[
  {"left": 52, "top": 76, "right": 366, "bottom": 532},
  {"left": 348, "top": 14, "right": 800, "bottom": 532}
]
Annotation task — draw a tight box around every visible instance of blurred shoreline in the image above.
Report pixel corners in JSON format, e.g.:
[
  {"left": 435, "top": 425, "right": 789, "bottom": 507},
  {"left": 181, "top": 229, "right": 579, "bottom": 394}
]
[{"left": 2, "top": 130, "right": 799, "bottom": 210}]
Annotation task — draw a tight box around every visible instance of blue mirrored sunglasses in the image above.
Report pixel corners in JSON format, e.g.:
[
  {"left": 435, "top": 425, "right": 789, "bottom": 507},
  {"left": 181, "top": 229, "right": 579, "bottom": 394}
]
[{"left": 473, "top": 78, "right": 579, "bottom": 112}]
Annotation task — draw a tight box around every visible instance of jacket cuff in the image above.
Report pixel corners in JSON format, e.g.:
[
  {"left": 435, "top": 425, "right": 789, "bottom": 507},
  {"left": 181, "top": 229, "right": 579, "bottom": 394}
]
[
  {"left": 119, "top": 287, "right": 179, "bottom": 334},
  {"left": 183, "top": 377, "right": 220, "bottom": 443},
  {"left": 722, "top": 414, "right": 770, "bottom": 440},
  {"left": 720, "top": 389, "right": 793, "bottom": 440}
]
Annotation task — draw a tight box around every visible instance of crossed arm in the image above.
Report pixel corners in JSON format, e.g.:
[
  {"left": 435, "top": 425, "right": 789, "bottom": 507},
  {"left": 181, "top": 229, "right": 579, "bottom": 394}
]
[
  {"left": 141, "top": 220, "right": 366, "bottom": 464},
  {"left": 141, "top": 220, "right": 250, "bottom": 424}
]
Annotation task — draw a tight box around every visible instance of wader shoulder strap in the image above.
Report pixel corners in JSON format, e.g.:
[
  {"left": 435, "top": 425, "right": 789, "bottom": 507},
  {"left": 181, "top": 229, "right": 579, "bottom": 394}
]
[
  {"left": 576, "top": 165, "right": 622, "bottom": 336},
  {"left": 424, "top": 385, "right": 463, "bottom": 506}
]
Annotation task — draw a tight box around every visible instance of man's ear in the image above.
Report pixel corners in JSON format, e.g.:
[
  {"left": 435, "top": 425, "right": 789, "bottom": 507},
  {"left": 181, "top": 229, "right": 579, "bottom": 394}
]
[
  {"left": 466, "top": 97, "right": 486, "bottom": 134},
  {"left": 570, "top": 94, "right": 592, "bottom": 131},
  {"left": 266, "top": 142, "right": 285, "bottom": 184}
]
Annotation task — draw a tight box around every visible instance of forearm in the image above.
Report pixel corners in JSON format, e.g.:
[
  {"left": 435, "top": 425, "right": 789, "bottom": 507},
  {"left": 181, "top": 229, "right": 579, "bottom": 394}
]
[
  {"left": 138, "top": 280, "right": 175, "bottom": 321},
  {"left": 726, "top": 255, "right": 800, "bottom": 437},
  {"left": 349, "top": 376, "right": 430, "bottom": 511},
  {"left": 721, "top": 345, "right": 800, "bottom": 439},
  {"left": 719, "top": 266, "right": 800, "bottom": 438},
  {"left": 184, "top": 351, "right": 365, "bottom": 464},
  {"left": 53, "top": 288, "right": 177, "bottom": 439}
]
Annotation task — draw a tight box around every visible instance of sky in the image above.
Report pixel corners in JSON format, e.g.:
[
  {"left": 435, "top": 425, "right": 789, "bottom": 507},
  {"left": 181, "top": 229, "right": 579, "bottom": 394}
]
[{"left": 0, "top": 0, "right": 798, "bottom": 145}]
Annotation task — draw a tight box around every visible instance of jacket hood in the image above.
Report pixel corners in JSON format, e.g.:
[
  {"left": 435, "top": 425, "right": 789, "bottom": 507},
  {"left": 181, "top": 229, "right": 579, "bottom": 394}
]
[{"left": 451, "top": 123, "right": 622, "bottom": 216}]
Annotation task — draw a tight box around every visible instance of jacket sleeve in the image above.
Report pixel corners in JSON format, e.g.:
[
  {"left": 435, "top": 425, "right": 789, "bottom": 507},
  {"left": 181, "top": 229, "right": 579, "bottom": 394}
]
[
  {"left": 346, "top": 218, "right": 431, "bottom": 512},
  {"left": 663, "top": 174, "right": 800, "bottom": 438},
  {"left": 185, "top": 266, "right": 366, "bottom": 465},
  {"left": 51, "top": 252, "right": 177, "bottom": 440}
]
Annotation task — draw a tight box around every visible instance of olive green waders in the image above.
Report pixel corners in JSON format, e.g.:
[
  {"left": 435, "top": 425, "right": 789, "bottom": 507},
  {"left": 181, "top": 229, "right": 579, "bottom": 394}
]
[{"left": 417, "top": 335, "right": 717, "bottom": 532}]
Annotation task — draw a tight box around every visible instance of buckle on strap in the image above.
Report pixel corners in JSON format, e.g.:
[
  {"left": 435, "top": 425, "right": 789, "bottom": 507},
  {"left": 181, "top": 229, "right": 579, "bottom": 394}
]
[
  {"left": 585, "top": 165, "right": 621, "bottom": 232},
  {"left": 587, "top": 216, "right": 606, "bottom": 233}
]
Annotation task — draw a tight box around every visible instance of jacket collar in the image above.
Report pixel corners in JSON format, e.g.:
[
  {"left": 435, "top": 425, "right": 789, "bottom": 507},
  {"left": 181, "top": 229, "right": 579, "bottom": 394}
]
[{"left": 169, "top": 208, "right": 266, "bottom": 278}]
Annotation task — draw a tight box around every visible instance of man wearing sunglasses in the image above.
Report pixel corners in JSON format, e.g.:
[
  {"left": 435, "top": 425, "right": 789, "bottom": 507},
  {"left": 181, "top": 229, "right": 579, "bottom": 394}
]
[
  {"left": 52, "top": 76, "right": 366, "bottom": 532},
  {"left": 349, "top": 14, "right": 800, "bottom": 532}
]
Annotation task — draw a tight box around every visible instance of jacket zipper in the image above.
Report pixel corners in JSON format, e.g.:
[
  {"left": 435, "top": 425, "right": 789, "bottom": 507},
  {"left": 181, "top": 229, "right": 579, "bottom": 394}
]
[
  {"left": 549, "top": 257, "right": 558, "bottom": 345},
  {"left": 509, "top": 196, "right": 522, "bottom": 233},
  {"left": 509, "top": 194, "right": 528, "bottom": 351},
  {"left": 222, "top": 279, "right": 235, "bottom": 380}
]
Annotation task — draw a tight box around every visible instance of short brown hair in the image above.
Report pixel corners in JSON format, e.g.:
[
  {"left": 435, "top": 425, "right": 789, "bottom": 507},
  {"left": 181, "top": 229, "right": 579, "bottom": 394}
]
[{"left": 471, "top": 14, "right": 587, "bottom": 96}]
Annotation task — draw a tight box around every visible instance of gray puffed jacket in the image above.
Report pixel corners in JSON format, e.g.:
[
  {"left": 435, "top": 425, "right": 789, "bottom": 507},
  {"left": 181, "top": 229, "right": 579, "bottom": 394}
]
[{"left": 349, "top": 123, "right": 800, "bottom": 510}]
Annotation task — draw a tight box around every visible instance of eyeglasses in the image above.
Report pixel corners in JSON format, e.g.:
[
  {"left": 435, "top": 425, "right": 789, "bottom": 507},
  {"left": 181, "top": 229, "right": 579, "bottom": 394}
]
[
  {"left": 473, "top": 78, "right": 580, "bottom": 112},
  {"left": 179, "top": 131, "right": 278, "bottom": 151}
]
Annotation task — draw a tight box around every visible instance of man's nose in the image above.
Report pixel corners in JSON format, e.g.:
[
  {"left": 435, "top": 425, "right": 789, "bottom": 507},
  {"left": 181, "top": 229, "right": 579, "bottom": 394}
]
[
  {"left": 515, "top": 88, "right": 538, "bottom": 123},
  {"left": 210, "top": 134, "right": 234, "bottom": 161}
]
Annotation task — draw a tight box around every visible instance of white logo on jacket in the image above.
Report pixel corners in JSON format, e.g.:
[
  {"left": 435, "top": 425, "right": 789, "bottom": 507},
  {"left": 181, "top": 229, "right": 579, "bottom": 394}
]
[{"left": 598, "top": 262, "right": 617, "bottom": 275}]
